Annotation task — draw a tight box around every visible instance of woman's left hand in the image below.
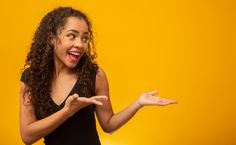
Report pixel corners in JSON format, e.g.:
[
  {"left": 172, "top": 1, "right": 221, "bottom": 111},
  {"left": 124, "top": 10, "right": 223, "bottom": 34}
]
[{"left": 137, "top": 90, "right": 177, "bottom": 108}]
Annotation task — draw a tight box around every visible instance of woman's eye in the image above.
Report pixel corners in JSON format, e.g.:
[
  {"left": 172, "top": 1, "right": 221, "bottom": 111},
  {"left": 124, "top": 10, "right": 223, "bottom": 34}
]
[
  {"left": 82, "top": 37, "right": 88, "bottom": 42},
  {"left": 68, "top": 34, "right": 76, "bottom": 40}
]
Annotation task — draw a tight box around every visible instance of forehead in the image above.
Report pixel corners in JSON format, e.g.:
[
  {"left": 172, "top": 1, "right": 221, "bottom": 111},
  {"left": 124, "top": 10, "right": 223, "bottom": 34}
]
[{"left": 61, "top": 17, "right": 88, "bottom": 33}]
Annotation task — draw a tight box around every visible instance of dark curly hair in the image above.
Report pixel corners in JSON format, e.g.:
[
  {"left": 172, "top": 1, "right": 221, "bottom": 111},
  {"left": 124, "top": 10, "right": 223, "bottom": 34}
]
[{"left": 23, "top": 7, "right": 98, "bottom": 118}]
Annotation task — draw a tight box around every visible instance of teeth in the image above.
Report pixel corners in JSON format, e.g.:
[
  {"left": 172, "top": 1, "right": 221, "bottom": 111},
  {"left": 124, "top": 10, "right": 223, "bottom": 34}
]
[
  {"left": 70, "top": 52, "right": 80, "bottom": 56},
  {"left": 68, "top": 52, "right": 80, "bottom": 58}
]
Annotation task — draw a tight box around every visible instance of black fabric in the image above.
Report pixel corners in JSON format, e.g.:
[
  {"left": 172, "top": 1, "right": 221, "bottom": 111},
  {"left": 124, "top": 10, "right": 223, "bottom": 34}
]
[
  {"left": 20, "top": 68, "right": 30, "bottom": 85},
  {"left": 20, "top": 68, "right": 101, "bottom": 145}
]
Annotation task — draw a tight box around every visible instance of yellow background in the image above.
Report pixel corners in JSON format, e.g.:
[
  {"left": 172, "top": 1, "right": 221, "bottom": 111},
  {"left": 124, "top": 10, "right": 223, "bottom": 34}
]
[{"left": 0, "top": 0, "right": 235, "bottom": 145}]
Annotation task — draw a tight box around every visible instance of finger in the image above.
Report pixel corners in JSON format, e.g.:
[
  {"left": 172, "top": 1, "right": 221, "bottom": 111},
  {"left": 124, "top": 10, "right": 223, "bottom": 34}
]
[
  {"left": 91, "top": 95, "right": 108, "bottom": 100},
  {"left": 66, "top": 94, "right": 78, "bottom": 106},
  {"left": 77, "top": 97, "right": 104, "bottom": 106},
  {"left": 168, "top": 100, "right": 178, "bottom": 104},
  {"left": 73, "top": 93, "right": 79, "bottom": 97},
  {"left": 147, "top": 90, "right": 159, "bottom": 96},
  {"left": 162, "top": 99, "right": 177, "bottom": 105},
  {"left": 163, "top": 98, "right": 177, "bottom": 103},
  {"left": 77, "top": 97, "right": 91, "bottom": 103},
  {"left": 90, "top": 99, "right": 103, "bottom": 106}
]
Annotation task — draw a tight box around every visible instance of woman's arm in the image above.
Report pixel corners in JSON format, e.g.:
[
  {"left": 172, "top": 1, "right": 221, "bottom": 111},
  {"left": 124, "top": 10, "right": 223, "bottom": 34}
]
[
  {"left": 95, "top": 68, "right": 177, "bottom": 133},
  {"left": 20, "top": 82, "right": 106, "bottom": 144}
]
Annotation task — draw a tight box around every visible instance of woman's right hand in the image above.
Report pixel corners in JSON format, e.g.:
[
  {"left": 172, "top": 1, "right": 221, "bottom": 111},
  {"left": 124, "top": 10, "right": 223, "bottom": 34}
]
[{"left": 64, "top": 93, "right": 108, "bottom": 117}]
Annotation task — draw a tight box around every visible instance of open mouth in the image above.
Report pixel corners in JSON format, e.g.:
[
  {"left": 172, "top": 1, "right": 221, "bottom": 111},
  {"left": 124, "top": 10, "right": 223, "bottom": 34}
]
[
  {"left": 68, "top": 52, "right": 80, "bottom": 58},
  {"left": 68, "top": 51, "right": 81, "bottom": 62}
]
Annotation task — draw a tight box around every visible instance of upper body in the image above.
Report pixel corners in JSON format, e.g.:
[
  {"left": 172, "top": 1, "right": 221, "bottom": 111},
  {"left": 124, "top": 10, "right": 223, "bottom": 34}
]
[
  {"left": 21, "top": 67, "right": 103, "bottom": 145},
  {"left": 20, "top": 6, "right": 177, "bottom": 145}
]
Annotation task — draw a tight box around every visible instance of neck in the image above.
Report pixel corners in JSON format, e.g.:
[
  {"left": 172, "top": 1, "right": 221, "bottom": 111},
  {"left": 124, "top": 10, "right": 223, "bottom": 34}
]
[{"left": 54, "top": 61, "right": 74, "bottom": 79}]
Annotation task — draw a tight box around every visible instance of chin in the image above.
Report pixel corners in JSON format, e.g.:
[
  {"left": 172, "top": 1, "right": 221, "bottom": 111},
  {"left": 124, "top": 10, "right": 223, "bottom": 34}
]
[{"left": 66, "top": 62, "right": 78, "bottom": 69}]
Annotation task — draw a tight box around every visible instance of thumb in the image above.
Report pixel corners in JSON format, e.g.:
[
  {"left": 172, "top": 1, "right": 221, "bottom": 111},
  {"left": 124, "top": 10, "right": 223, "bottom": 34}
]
[
  {"left": 66, "top": 94, "right": 78, "bottom": 105},
  {"left": 73, "top": 93, "right": 79, "bottom": 97},
  {"left": 147, "top": 90, "right": 159, "bottom": 96}
]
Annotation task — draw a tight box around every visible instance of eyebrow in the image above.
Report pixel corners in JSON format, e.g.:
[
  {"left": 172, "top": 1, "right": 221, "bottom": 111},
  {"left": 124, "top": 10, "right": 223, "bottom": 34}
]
[{"left": 66, "top": 29, "right": 88, "bottom": 35}]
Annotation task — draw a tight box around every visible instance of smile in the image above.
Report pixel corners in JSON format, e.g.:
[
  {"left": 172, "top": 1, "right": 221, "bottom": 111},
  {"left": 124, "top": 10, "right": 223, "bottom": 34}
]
[
  {"left": 68, "top": 52, "right": 80, "bottom": 58},
  {"left": 68, "top": 51, "right": 82, "bottom": 62}
]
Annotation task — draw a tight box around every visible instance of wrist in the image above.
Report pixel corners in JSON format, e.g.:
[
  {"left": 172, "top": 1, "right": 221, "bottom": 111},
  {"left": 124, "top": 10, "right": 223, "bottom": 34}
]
[
  {"left": 61, "top": 107, "right": 73, "bottom": 118},
  {"left": 134, "top": 99, "right": 143, "bottom": 110}
]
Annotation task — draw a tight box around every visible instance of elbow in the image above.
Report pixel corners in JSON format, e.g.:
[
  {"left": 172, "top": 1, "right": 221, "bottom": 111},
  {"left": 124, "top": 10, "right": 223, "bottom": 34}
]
[
  {"left": 100, "top": 125, "right": 111, "bottom": 133},
  {"left": 103, "top": 128, "right": 112, "bottom": 134},
  {"left": 21, "top": 136, "right": 33, "bottom": 145},
  {"left": 100, "top": 122, "right": 118, "bottom": 134},
  {"left": 22, "top": 139, "right": 32, "bottom": 145},
  {"left": 102, "top": 126, "right": 116, "bottom": 134},
  {"left": 20, "top": 131, "right": 36, "bottom": 145}
]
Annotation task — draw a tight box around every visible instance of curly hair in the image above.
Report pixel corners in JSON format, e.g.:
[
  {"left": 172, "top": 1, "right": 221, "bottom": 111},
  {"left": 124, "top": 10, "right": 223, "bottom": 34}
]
[{"left": 23, "top": 7, "right": 98, "bottom": 118}]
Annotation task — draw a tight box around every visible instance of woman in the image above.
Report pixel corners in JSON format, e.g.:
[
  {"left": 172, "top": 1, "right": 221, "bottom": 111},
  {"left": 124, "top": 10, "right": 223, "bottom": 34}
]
[{"left": 20, "top": 7, "right": 177, "bottom": 145}]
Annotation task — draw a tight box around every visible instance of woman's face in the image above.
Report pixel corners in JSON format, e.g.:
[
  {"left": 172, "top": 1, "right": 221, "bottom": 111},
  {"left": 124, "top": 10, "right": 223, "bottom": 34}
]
[{"left": 53, "top": 16, "right": 89, "bottom": 69}]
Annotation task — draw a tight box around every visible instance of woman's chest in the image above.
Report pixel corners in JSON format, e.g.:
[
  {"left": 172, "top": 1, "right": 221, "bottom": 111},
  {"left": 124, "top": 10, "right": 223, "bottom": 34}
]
[{"left": 50, "top": 76, "right": 78, "bottom": 106}]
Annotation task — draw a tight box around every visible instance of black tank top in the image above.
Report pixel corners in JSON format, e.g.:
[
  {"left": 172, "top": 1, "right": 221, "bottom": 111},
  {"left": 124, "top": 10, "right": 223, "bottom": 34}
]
[{"left": 21, "top": 68, "right": 101, "bottom": 145}]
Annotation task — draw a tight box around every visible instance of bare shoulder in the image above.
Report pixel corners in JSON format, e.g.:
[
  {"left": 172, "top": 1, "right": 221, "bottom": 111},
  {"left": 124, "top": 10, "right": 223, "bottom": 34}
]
[
  {"left": 20, "top": 81, "right": 27, "bottom": 99},
  {"left": 95, "top": 68, "right": 109, "bottom": 94},
  {"left": 96, "top": 68, "right": 107, "bottom": 79},
  {"left": 96, "top": 67, "right": 109, "bottom": 83},
  {"left": 20, "top": 81, "right": 32, "bottom": 106}
]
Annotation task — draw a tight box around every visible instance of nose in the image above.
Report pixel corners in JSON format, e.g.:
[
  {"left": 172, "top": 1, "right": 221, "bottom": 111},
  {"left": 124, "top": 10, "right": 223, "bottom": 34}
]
[{"left": 74, "top": 38, "right": 83, "bottom": 48}]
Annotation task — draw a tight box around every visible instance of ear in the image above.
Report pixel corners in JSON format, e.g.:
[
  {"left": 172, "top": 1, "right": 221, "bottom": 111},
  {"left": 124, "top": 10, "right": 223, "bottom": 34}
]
[
  {"left": 50, "top": 37, "right": 56, "bottom": 46},
  {"left": 48, "top": 32, "right": 57, "bottom": 46},
  {"left": 85, "top": 47, "right": 88, "bottom": 52}
]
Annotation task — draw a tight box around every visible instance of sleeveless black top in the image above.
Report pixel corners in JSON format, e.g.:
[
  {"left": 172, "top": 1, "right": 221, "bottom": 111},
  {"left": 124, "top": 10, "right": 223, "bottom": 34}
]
[{"left": 20, "top": 68, "right": 101, "bottom": 145}]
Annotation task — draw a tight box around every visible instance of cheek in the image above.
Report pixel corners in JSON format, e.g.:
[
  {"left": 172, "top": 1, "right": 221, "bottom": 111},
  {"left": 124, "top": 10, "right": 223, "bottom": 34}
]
[
  {"left": 84, "top": 44, "right": 89, "bottom": 51},
  {"left": 56, "top": 42, "right": 70, "bottom": 52},
  {"left": 61, "top": 39, "right": 71, "bottom": 46},
  {"left": 54, "top": 45, "right": 66, "bottom": 58},
  {"left": 57, "top": 37, "right": 72, "bottom": 48},
  {"left": 84, "top": 47, "right": 88, "bottom": 52}
]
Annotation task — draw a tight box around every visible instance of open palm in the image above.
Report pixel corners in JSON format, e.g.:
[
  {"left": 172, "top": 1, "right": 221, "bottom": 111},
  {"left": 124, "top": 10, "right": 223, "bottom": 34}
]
[
  {"left": 64, "top": 94, "right": 108, "bottom": 116},
  {"left": 138, "top": 91, "right": 177, "bottom": 107}
]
